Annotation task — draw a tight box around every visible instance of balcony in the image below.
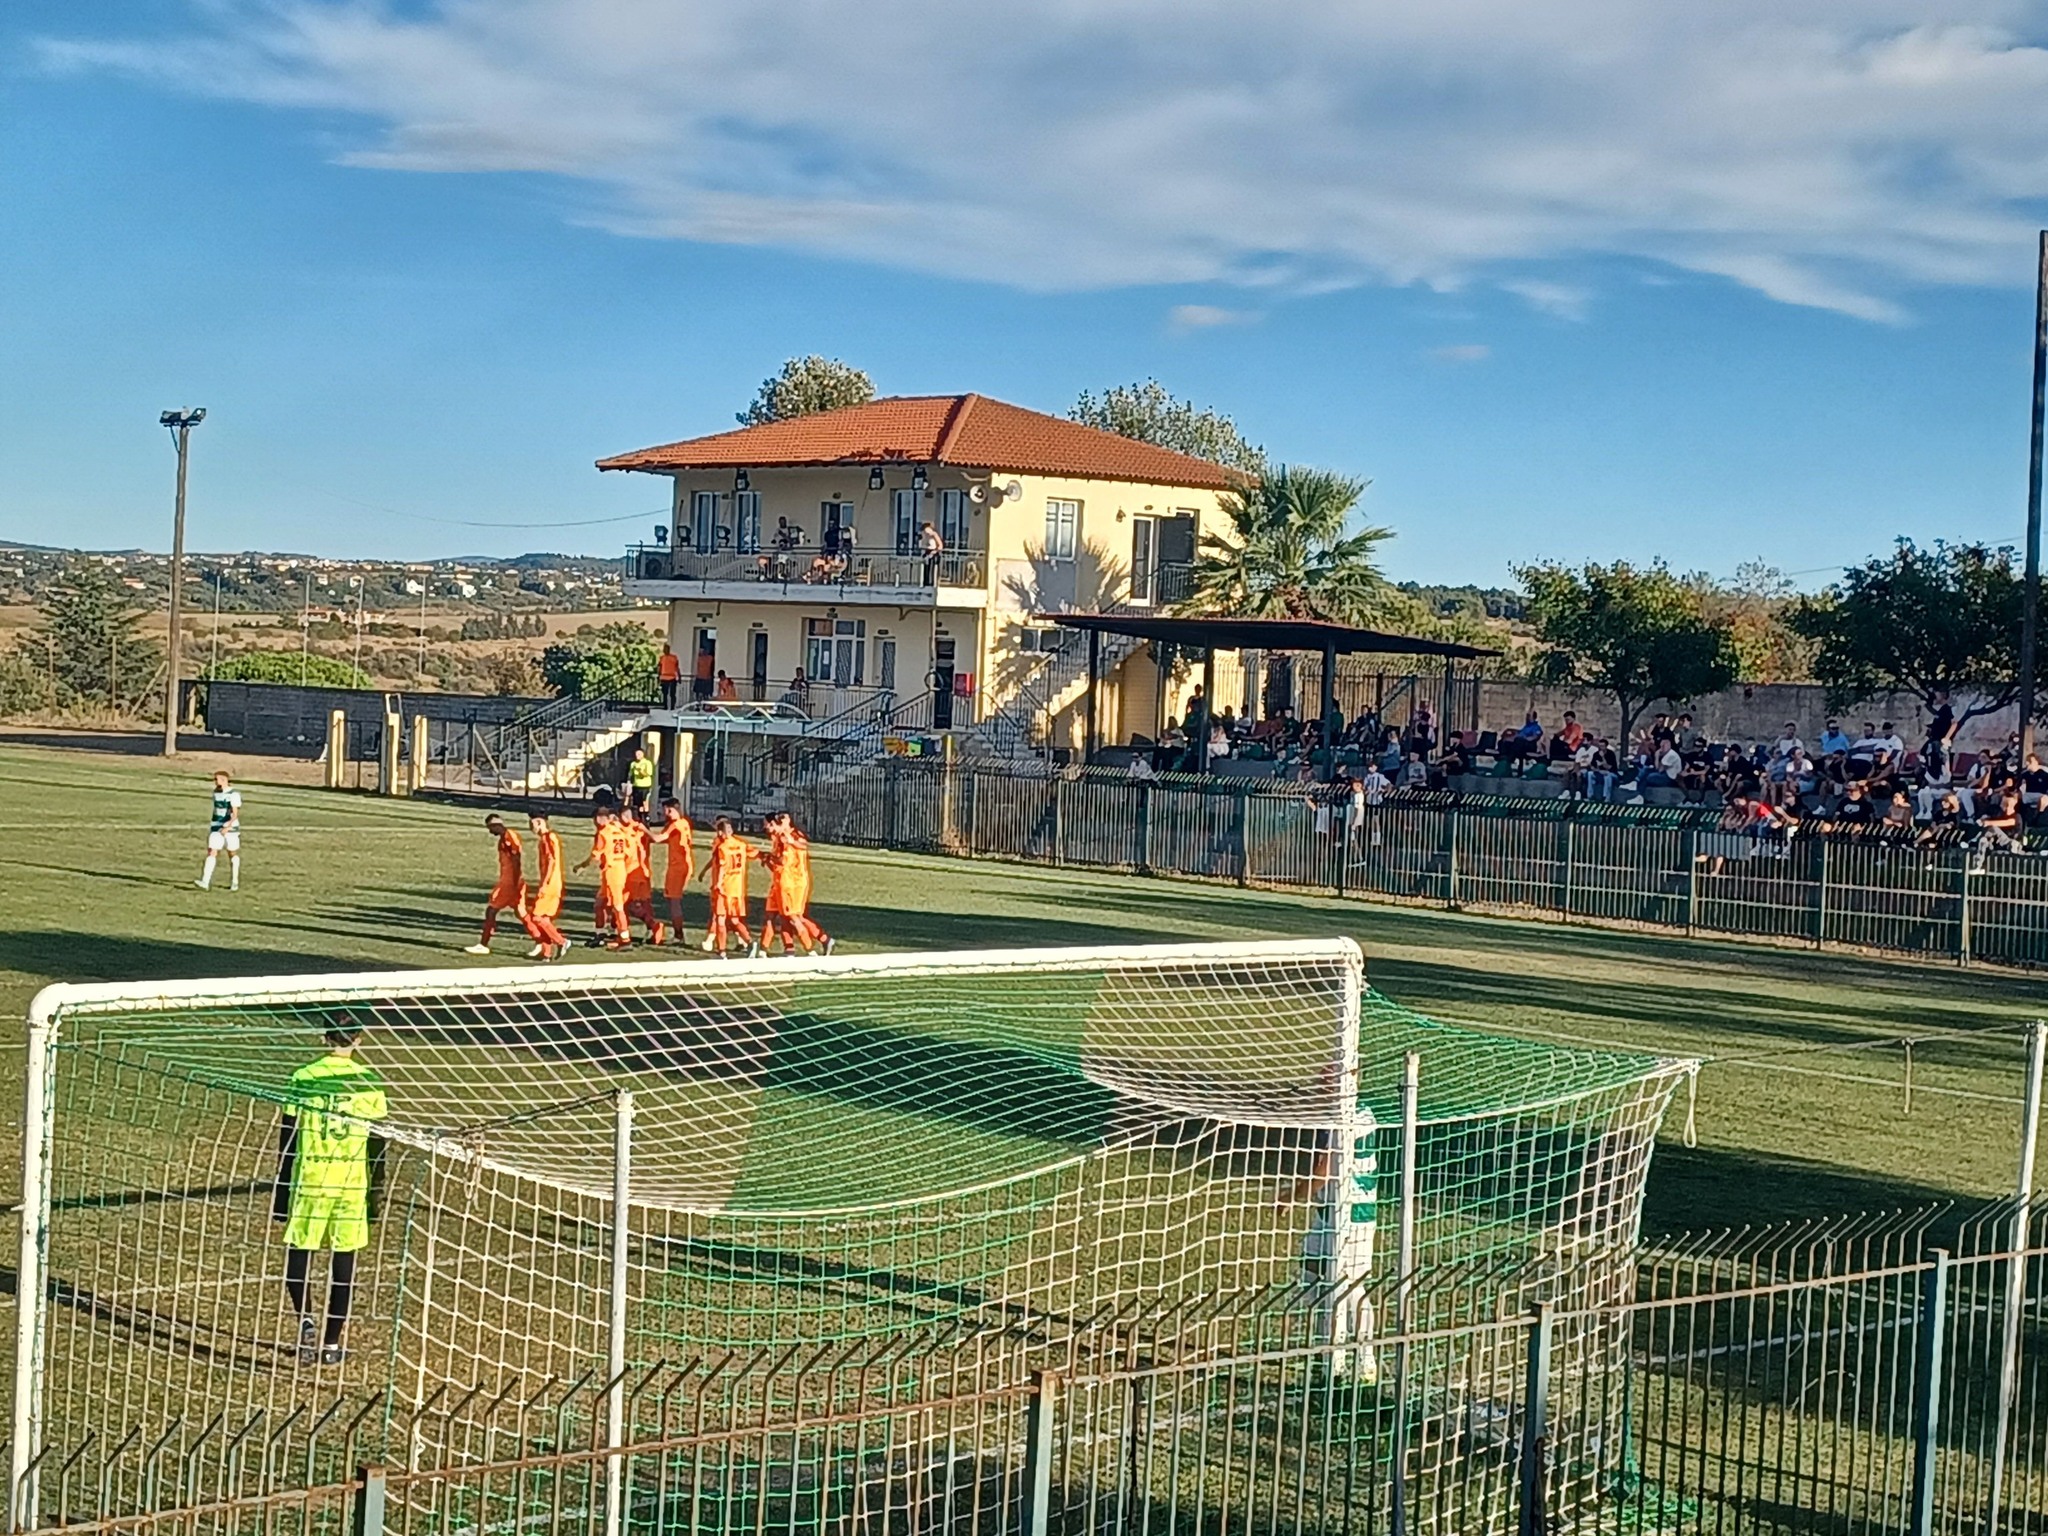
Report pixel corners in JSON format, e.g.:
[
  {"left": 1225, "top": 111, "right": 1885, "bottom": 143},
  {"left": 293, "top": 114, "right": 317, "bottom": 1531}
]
[{"left": 623, "top": 544, "right": 989, "bottom": 606}]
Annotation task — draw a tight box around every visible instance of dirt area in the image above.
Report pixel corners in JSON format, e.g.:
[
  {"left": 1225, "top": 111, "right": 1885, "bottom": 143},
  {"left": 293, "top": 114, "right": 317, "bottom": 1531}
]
[{"left": 0, "top": 726, "right": 332, "bottom": 786}]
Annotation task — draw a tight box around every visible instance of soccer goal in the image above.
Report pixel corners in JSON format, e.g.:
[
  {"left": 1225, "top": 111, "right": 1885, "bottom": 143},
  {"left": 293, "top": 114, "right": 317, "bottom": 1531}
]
[{"left": 11, "top": 939, "right": 1689, "bottom": 1529}]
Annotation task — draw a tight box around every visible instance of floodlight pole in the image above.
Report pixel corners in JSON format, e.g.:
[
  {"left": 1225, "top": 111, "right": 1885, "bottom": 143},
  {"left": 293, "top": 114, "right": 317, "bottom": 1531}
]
[
  {"left": 160, "top": 410, "right": 204, "bottom": 756},
  {"left": 2018, "top": 232, "right": 2047, "bottom": 759}
]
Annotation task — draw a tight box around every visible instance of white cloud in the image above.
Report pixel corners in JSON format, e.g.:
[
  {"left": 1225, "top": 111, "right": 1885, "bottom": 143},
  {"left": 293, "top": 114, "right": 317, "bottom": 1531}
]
[
  {"left": 37, "top": 1, "right": 2048, "bottom": 320},
  {"left": 1501, "top": 281, "right": 1591, "bottom": 321},
  {"left": 1166, "top": 303, "right": 1258, "bottom": 333},
  {"left": 1430, "top": 344, "right": 1493, "bottom": 363}
]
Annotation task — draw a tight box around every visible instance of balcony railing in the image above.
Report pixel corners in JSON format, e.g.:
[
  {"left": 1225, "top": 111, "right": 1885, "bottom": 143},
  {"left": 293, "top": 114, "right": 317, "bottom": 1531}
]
[{"left": 626, "top": 545, "right": 987, "bottom": 592}]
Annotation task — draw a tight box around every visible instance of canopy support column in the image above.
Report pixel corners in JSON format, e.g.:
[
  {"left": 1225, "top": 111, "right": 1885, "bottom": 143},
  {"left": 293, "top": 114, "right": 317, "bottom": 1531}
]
[
  {"left": 1320, "top": 640, "right": 1338, "bottom": 781},
  {"left": 1198, "top": 647, "right": 1216, "bottom": 774},
  {"left": 1084, "top": 629, "right": 1101, "bottom": 764}
]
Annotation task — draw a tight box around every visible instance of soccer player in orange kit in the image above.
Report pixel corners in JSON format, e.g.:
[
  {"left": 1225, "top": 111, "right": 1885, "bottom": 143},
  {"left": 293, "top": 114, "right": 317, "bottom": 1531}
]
[
  {"left": 465, "top": 815, "right": 541, "bottom": 955},
  {"left": 617, "top": 804, "right": 667, "bottom": 946},
  {"left": 761, "top": 812, "right": 834, "bottom": 956},
  {"left": 523, "top": 812, "right": 570, "bottom": 960},
  {"left": 701, "top": 815, "right": 757, "bottom": 957},
  {"left": 573, "top": 807, "right": 634, "bottom": 950},
  {"left": 651, "top": 797, "right": 695, "bottom": 946}
]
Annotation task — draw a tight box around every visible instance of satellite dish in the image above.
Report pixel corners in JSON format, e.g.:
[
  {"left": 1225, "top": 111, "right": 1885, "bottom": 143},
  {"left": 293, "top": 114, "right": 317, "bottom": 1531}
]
[
  {"left": 1002, "top": 480, "right": 1023, "bottom": 503},
  {"left": 968, "top": 483, "right": 987, "bottom": 505}
]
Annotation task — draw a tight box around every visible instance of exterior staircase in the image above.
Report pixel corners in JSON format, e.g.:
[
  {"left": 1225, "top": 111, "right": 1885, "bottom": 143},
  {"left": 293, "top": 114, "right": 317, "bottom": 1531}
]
[
  {"left": 470, "top": 697, "right": 648, "bottom": 794},
  {"left": 956, "top": 629, "right": 1148, "bottom": 769}
]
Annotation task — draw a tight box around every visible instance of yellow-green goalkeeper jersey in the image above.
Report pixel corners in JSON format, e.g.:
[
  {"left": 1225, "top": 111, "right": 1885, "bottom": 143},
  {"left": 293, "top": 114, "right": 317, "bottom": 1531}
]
[{"left": 285, "top": 1053, "right": 388, "bottom": 1211}]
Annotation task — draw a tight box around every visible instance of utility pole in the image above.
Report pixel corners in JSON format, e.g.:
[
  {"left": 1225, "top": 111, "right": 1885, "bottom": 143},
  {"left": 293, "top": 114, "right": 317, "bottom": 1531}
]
[
  {"left": 159, "top": 409, "right": 206, "bottom": 756},
  {"left": 2021, "top": 232, "right": 2047, "bottom": 759}
]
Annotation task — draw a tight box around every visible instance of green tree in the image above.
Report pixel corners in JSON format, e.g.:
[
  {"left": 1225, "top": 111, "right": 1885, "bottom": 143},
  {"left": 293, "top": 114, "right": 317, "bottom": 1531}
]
[
  {"left": 1789, "top": 539, "right": 2031, "bottom": 730},
  {"left": 540, "top": 623, "right": 661, "bottom": 699},
  {"left": 1516, "top": 560, "right": 1739, "bottom": 742},
  {"left": 1693, "top": 561, "right": 1816, "bottom": 685},
  {"left": 1070, "top": 381, "right": 1266, "bottom": 475},
  {"left": 738, "top": 356, "right": 876, "bottom": 426},
  {"left": 1184, "top": 465, "right": 1395, "bottom": 624},
  {"left": 17, "top": 560, "right": 162, "bottom": 712},
  {"left": 205, "top": 650, "right": 373, "bottom": 688}
]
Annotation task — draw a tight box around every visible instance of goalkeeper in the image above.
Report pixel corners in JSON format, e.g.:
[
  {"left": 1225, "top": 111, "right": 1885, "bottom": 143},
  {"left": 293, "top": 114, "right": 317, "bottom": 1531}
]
[{"left": 273, "top": 1018, "right": 388, "bottom": 1366}]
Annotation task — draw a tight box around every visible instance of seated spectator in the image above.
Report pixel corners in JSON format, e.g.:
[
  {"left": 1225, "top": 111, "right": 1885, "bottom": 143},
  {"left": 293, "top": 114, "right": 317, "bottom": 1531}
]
[
  {"left": 1928, "top": 789, "right": 1967, "bottom": 831},
  {"left": 2021, "top": 752, "right": 2048, "bottom": 815},
  {"left": 1406, "top": 702, "right": 1437, "bottom": 756},
  {"left": 1677, "top": 749, "right": 1714, "bottom": 801},
  {"left": 1770, "top": 721, "right": 1804, "bottom": 763},
  {"left": 1634, "top": 739, "right": 1684, "bottom": 797},
  {"left": 1128, "top": 752, "right": 1157, "bottom": 781},
  {"left": 1864, "top": 748, "right": 1903, "bottom": 803},
  {"left": 1977, "top": 789, "right": 2027, "bottom": 863},
  {"left": 1817, "top": 718, "right": 1851, "bottom": 757},
  {"left": 1398, "top": 751, "right": 1429, "bottom": 789},
  {"left": 1439, "top": 737, "right": 1472, "bottom": 779},
  {"left": 1877, "top": 720, "right": 1907, "bottom": 761},
  {"left": 1377, "top": 727, "right": 1403, "bottom": 774},
  {"left": 1549, "top": 710, "right": 1584, "bottom": 761},
  {"left": 1883, "top": 789, "right": 1915, "bottom": 830},
  {"left": 1847, "top": 721, "right": 1882, "bottom": 776},
  {"left": 1830, "top": 782, "right": 1877, "bottom": 828},
  {"left": 1674, "top": 712, "right": 1705, "bottom": 757}
]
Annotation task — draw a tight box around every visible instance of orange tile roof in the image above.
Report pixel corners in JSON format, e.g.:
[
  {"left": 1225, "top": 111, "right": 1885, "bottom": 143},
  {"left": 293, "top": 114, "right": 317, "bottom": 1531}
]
[{"left": 596, "top": 394, "right": 1245, "bottom": 491}]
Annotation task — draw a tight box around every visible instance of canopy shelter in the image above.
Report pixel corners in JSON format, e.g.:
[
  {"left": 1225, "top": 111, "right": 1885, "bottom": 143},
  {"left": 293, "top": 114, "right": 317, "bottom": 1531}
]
[{"left": 1042, "top": 613, "right": 1501, "bottom": 777}]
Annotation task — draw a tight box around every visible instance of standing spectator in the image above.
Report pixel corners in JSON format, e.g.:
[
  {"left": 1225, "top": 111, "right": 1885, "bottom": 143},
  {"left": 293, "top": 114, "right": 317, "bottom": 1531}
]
[
  {"left": 1674, "top": 713, "right": 1705, "bottom": 756},
  {"left": 788, "top": 666, "right": 810, "bottom": 708},
  {"left": 1408, "top": 701, "right": 1438, "bottom": 756},
  {"left": 918, "top": 520, "right": 945, "bottom": 584},
  {"left": 691, "top": 643, "right": 715, "bottom": 702},
  {"left": 656, "top": 643, "right": 682, "bottom": 710},
  {"left": 1926, "top": 689, "right": 1956, "bottom": 754},
  {"left": 1817, "top": 718, "right": 1851, "bottom": 757},
  {"left": 1771, "top": 722, "right": 1804, "bottom": 762}
]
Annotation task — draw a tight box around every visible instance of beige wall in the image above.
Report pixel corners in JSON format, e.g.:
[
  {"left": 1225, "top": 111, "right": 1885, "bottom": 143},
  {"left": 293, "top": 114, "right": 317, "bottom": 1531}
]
[{"left": 660, "top": 599, "right": 979, "bottom": 703}]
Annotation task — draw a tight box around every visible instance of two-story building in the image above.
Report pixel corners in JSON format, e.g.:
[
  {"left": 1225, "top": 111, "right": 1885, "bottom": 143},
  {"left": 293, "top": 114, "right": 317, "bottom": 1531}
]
[{"left": 601, "top": 393, "right": 1243, "bottom": 757}]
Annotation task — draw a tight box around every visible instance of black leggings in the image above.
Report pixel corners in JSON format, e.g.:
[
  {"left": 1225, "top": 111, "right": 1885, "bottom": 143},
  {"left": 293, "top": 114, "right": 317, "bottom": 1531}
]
[{"left": 284, "top": 1248, "right": 357, "bottom": 1346}]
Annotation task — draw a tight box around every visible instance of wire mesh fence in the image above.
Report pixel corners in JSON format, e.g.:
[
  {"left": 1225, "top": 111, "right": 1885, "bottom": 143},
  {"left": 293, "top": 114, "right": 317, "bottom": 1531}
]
[
  {"left": 34, "top": 1203, "right": 2048, "bottom": 1535},
  {"left": 790, "top": 763, "right": 2048, "bottom": 969}
]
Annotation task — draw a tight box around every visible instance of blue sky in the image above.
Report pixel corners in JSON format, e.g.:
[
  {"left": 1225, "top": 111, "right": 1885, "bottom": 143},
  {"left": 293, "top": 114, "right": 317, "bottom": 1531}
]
[{"left": 5, "top": 1, "right": 2048, "bottom": 587}]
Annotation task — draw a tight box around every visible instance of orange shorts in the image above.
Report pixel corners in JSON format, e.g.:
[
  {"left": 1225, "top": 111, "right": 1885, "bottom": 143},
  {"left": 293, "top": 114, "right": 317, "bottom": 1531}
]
[
  {"left": 488, "top": 882, "right": 524, "bottom": 910},
  {"left": 531, "top": 887, "right": 563, "bottom": 920},
  {"left": 711, "top": 894, "right": 747, "bottom": 920}
]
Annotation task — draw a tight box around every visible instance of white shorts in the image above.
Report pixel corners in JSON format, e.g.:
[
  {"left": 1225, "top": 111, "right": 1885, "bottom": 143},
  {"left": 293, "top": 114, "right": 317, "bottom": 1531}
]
[{"left": 207, "top": 829, "right": 241, "bottom": 853}]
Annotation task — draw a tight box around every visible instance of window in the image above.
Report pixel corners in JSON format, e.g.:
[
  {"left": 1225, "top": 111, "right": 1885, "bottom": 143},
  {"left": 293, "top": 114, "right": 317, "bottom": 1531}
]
[
  {"left": 821, "top": 500, "right": 854, "bottom": 551},
  {"left": 691, "top": 491, "right": 719, "bottom": 551},
  {"left": 938, "top": 489, "right": 972, "bottom": 550},
  {"left": 804, "top": 616, "right": 865, "bottom": 685},
  {"left": 1130, "top": 516, "right": 1157, "bottom": 605},
  {"left": 891, "top": 489, "right": 921, "bottom": 556},
  {"left": 1044, "top": 498, "right": 1079, "bottom": 561},
  {"left": 734, "top": 491, "right": 762, "bottom": 554}
]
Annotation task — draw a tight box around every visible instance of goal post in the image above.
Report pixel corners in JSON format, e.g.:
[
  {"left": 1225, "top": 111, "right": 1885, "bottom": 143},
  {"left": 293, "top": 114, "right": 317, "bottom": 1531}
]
[{"left": 10, "top": 937, "right": 1688, "bottom": 1529}]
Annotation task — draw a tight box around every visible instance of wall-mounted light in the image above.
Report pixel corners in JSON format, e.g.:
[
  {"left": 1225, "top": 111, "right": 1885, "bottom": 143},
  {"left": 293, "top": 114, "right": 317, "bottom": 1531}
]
[
  {"left": 653, "top": 525, "right": 669, "bottom": 545},
  {"left": 869, "top": 466, "right": 885, "bottom": 491},
  {"left": 735, "top": 469, "right": 750, "bottom": 493},
  {"left": 1115, "top": 509, "right": 1127, "bottom": 522},
  {"left": 911, "top": 466, "right": 928, "bottom": 493}
]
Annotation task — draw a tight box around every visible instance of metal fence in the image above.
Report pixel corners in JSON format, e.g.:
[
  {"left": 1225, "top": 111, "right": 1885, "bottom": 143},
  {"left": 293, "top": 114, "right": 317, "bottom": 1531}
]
[
  {"left": 32, "top": 1203, "right": 2048, "bottom": 1535},
  {"left": 791, "top": 763, "right": 2048, "bottom": 969}
]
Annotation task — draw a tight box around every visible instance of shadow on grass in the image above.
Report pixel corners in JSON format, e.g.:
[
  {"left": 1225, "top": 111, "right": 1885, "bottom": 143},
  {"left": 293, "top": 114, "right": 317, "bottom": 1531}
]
[
  {"left": 0, "top": 931, "right": 363, "bottom": 991},
  {"left": 1643, "top": 1140, "right": 1969, "bottom": 1242}
]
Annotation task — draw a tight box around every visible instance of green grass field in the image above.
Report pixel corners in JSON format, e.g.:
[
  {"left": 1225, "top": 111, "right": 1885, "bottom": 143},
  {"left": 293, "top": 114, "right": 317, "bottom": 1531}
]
[{"left": 2, "top": 739, "right": 2043, "bottom": 1240}]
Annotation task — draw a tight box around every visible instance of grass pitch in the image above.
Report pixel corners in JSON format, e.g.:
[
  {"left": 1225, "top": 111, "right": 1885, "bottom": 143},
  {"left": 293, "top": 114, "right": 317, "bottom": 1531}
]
[{"left": 1, "top": 739, "right": 2043, "bottom": 1239}]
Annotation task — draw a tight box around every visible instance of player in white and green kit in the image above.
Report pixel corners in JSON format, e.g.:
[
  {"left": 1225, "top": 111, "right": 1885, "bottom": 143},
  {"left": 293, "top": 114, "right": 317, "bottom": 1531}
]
[
  {"left": 195, "top": 770, "right": 242, "bottom": 891},
  {"left": 272, "top": 1019, "right": 388, "bottom": 1365}
]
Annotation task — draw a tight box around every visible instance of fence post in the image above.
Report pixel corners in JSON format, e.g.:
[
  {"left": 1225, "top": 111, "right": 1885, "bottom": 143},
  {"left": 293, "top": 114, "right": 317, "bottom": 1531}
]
[
  {"left": 1234, "top": 786, "right": 1250, "bottom": 887},
  {"left": 1911, "top": 1250, "right": 1950, "bottom": 1536},
  {"left": 1445, "top": 806, "right": 1460, "bottom": 911},
  {"left": 1137, "top": 782, "right": 1152, "bottom": 874},
  {"left": 1558, "top": 818, "right": 1574, "bottom": 921},
  {"left": 885, "top": 759, "right": 901, "bottom": 850},
  {"left": 351, "top": 1463, "right": 387, "bottom": 1536},
  {"left": 325, "top": 708, "right": 347, "bottom": 790},
  {"left": 1960, "top": 854, "right": 1975, "bottom": 965},
  {"left": 1389, "top": 1053, "right": 1422, "bottom": 1536},
  {"left": 1023, "top": 1369, "right": 1059, "bottom": 1536},
  {"left": 8, "top": 1013, "right": 56, "bottom": 1532},
  {"left": 1518, "top": 1302, "right": 1552, "bottom": 1536},
  {"left": 1815, "top": 838, "right": 1830, "bottom": 949},
  {"left": 1684, "top": 826, "right": 1700, "bottom": 935},
  {"left": 1052, "top": 776, "right": 1066, "bottom": 867},
  {"left": 604, "top": 1089, "right": 634, "bottom": 1536},
  {"left": 1986, "top": 1020, "right": 2046, "bottom": 1532},
  {"left": 381, "top": 711, "right": 404, "bottom": 796}
]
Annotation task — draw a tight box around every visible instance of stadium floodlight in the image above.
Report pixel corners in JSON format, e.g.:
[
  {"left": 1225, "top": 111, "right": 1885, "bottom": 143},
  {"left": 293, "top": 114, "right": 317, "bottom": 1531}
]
[
  {"left": 158, "top": 408, "right": 206, "bottom": 758},
  {"left": 8, "top": 940, "right": 1689, "bottom": 1529}
]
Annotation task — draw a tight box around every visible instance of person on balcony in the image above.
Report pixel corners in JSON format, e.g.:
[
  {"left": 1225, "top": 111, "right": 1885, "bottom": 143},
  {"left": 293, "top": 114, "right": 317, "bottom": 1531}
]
[
  {"left": 919, "top": 521, "right": 945, "bottom": 585},
  {"left": 657, "top": 643, "right": 681, "bottom": 710}
]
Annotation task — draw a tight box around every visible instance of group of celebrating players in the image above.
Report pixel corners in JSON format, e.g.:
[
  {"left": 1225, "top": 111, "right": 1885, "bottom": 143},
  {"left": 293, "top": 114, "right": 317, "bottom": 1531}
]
[{"left": 467, "top": 795, "right": 833, "bottom": 961}]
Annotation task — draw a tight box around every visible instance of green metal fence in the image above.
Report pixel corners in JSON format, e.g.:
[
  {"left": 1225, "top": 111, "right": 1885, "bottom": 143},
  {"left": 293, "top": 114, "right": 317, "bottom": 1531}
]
[{"left": 793, "top": 764, "right": 2048, "bottom": 968}]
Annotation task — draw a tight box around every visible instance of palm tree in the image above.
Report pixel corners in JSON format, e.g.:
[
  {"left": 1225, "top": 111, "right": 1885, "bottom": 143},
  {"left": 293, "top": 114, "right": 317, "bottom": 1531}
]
[{"left": 1182, "top": 465, "right": 1395, "bottom": 625}]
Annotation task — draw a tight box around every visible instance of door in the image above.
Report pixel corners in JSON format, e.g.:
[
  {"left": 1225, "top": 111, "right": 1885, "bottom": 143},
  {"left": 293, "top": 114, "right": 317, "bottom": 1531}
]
[
  {"left": 932, "top": 637, "right": 956, "bottom": 730},
  {"left": 1130, "top": 517, "right": 1156, "bottom": 605},
  {"left": 1157, "top": 514, "right": 1197, "bottom": 604},
  {"left": 750, "top": 631, "right": 769, "bottom": 701},
  {"left": 878, "top": 637, "right": 898, "bottom": 694},
  {"left": 692, "top": 626, "right": 717, "bottom": 700},
  {"left": 892, "top": 489, "right": 920, "bottom": 556}
]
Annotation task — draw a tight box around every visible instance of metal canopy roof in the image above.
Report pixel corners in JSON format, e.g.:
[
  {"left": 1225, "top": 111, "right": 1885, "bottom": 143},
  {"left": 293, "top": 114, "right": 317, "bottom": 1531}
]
[{"left": 1041, "top": 612, "right": 1499, "bottom": 660}]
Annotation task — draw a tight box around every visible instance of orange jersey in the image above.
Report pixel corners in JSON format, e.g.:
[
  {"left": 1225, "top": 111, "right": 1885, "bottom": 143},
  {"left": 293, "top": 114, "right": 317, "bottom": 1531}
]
[
  {"left": 623, "top": 820, "right": 654, "bottom": 902},
  {"left": 708, "top": 832, "right": 755, "bottom": 911},
  {"left": 531, "top": 829, "right": 565, "bottom": 918},
  {"left": 593, "top": 823, "right": 633, "bottom": 892},
  {"left": 765, "top": 831, "right": 811, "bottom": 916},
  {"left": 489, "top": 828, "right": 525, "bottom": 907},
  {"left": 655, "top": 817, "right": 695, "bottom": 898}
]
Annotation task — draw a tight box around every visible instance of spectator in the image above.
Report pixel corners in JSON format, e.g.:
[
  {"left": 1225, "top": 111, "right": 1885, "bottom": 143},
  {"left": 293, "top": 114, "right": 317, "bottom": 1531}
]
[
  {"left": 1408, "top": 701, "right": 1438, "bottom": 755},
  {"left": 1438, "top": 736, "right": 1472, "bottom": 779},
  {"left": 657, "top": 642, "right": 682, "bottom": 710},
  {"left": 1771, "top": 722, "right": 1804, "bottom": 762},
  {"left": 1883, "top": 789, "right": 1915, "bottom": 831},
  {"left": 1360, "top": 759, "right": 1391, "bottom": 805},
  {"left": 1926, "top": 690, "right": 1955, "bottom": 753},
  {"left": 788, "top": 666, "right": 811, "bottom": 707},
  {"left": 714, "top": 669, "right": 738, "bottom": 701},
  {"left": 1876, "top": 720, "right": 1907, "bottom": 760},
  {"left": 2021, "top": 752, "right": 2048, "bottom": 815},
  {"left": 1929, "top": 789, "right": 1967, "bottom": 831},
  {"left": 1847, "top": 722, "right": 1881, "bottom": 776},
  {"left": 1565, "top": 735, "right": 1596, "bottom": 800},
  {"left": 1831, "top": 782, "right": 1876, "bottom": 828},
  {"left": 1399, "top": 752, "right": 1429, "bottom": 789},
  {"left": 1977, "top": 789, "right": 2027, "bottom": 863},
  {"left": 1634, "top": 738, "right": 1684, "bottom": 797},
  {"left": 691, "top": 644, "right": 715, "bottom": 701},
  {"left": 1206, "top": 722, "right": 1232, "bottom": 766},
  {"left": 918, "top": 520, "right": 945, "bottom": 584},
  {"left": 1128, "top": 751, "right": 1157, "bottom": 782},
  {"left": 1502, "top": 709, "right": 1543, "bottom": 763},
  {"left": 1675, "top": 713, "right": 1705, "bottom": 756},
  {"left": 1551, "top": 710, "right": 1584, "bottom": 761},
  {"left": 1817, "top": 718, "right": 1851, "bottom": 757}
]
